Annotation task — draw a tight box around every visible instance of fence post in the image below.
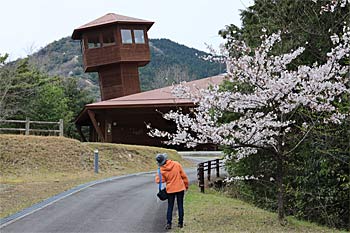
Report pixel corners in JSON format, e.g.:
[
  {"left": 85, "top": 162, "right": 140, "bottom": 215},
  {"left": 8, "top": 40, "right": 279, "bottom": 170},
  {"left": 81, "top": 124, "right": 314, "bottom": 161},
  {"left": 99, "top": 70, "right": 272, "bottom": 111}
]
[
  {"left": 25, "top": 118, "right": 30, "bottom": 135},
  {"left": 94, "top": 149, "right": 99, "bottom": 173},
  {"left": 198, "top": 163, "right": 205, "bottom": 193},
  {"left": 216, "top": 159, "right": 220, "bottom": 177},
  {"left": 59, "top": 119, "right": 64, "bottom": 137},
  {"left": 207, "top": 161, "right": 211, "bottom": 181}
]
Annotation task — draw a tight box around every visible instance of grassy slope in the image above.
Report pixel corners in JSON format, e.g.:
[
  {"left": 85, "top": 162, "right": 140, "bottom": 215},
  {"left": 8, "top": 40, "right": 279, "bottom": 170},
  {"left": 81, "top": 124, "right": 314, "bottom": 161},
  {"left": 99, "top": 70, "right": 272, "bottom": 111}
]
[
  {"left": 1, "top": 135, "right": 344, "bottom": 232},
  {"left": 176, "top": 186, "right": 346, "bottom": 233},
  {"left": 0, "top": 134, "right": 192, "bottom": 218}
]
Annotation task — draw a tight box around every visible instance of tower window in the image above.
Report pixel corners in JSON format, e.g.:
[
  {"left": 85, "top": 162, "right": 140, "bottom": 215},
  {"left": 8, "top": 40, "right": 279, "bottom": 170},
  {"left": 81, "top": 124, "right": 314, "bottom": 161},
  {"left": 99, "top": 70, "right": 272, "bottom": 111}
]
[
  {"left": 121, "top": 29, "right": 132, "bottom": 44},
  {"left": 134, "top": 30, "right": 145, "bottom": 44},
  {"left": 102, "top": 31, "right": 115, "bottom": 46},
  {"left": 87, "top": 35, "right": 101, "bottom": 48}
]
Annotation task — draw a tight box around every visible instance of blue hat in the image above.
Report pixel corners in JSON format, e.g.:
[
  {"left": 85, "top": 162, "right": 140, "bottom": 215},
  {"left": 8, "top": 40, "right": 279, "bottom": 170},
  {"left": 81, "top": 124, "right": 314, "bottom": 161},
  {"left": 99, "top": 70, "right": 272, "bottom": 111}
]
[{"left": 156, "top": 153, "right": 168, "bottom": 166}]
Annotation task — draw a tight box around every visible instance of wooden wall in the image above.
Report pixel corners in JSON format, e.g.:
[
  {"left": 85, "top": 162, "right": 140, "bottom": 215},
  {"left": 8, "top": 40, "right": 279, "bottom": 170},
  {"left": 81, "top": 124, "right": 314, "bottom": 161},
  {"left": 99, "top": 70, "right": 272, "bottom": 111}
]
[
  {"left": 88, "top": 107, "right": 176, "bottom": 147},
  {"left": 82, "top": 24, "right": 151, "bottom": 72},
  {"left": 98, "top": 63, "right": 140, "bottom": 100},
  {"left": 87, "top": 107, "right": 218, "bottom": 150},
  {"left": 79, "top": 24, "right": 151, "bottom": 100}
]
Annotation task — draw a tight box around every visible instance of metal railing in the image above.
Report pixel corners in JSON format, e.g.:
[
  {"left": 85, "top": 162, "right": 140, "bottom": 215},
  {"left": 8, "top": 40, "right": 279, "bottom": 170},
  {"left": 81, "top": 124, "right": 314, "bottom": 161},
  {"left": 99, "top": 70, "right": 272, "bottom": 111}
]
[
  {"left": 197, "top": 158, "right": 224, "bottom": 193},
  {"left": 0, "top": 118, "right": 63, "bottom": 136}
]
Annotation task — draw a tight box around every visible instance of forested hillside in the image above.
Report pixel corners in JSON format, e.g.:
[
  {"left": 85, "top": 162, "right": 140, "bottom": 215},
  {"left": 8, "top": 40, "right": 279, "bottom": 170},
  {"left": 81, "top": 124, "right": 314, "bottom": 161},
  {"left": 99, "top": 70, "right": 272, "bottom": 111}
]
[
  {"left": 0, "top": 37, "right": 222, "bottom": 139},
  {"left": 28, "top": 37, "right": 224, "bottom": 91}
]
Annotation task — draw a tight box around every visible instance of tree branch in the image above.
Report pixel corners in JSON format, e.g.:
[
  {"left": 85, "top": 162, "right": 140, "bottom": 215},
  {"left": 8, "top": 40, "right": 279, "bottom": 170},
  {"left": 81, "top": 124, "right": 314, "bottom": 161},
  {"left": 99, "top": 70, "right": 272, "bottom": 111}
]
[{"left": 284, "top": 125, "right": 314, "bottom": 156}]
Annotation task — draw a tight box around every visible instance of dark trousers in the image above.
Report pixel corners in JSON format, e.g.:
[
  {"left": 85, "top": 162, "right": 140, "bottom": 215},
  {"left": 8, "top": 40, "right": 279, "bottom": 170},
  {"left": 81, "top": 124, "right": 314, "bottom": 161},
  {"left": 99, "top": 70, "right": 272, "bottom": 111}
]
[{"left": 167, "top": 190, "right": 184, "bottom": 225}]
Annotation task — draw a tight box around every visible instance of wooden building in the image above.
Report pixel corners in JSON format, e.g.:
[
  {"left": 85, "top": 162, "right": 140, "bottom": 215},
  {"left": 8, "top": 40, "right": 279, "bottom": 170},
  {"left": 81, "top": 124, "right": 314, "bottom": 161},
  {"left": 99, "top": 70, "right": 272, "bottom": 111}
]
[
  {"left": 72, "top": 13, "right": 153, "bottom": 100},
  {"left": 72, "top": 13, "right": 224, "bottom": 149},
  {"left": 75, "top": 75, "right": 224, "bottom": 149}
]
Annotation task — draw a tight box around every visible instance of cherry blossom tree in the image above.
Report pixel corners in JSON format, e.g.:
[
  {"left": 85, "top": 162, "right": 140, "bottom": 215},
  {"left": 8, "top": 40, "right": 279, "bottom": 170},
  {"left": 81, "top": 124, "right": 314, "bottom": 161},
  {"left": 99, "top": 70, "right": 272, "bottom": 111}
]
[{"left": 150, "top": 7, "right": 349, "bottom": 221}]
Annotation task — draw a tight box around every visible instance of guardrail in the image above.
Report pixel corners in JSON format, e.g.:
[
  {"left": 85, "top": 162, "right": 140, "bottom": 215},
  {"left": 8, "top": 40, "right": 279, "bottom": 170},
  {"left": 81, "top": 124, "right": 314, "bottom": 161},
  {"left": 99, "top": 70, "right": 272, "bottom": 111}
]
[
  {"left": 197, "top": 158, "right": 224, "bottom": 193},
  {"left": 0, "top": 118, "right": 63, "bottom": 136}
]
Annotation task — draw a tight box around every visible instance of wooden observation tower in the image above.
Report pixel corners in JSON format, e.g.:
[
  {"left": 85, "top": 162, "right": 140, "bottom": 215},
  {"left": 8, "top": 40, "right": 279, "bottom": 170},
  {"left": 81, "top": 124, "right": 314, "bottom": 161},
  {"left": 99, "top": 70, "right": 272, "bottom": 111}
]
[{"left": 72, "top": 13, "right": 154, "bottom": 100}]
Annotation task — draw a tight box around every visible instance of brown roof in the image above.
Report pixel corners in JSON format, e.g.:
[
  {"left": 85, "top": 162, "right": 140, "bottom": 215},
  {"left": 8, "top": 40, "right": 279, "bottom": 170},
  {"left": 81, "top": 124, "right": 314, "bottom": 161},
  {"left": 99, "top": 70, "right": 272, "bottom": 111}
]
[
  {"left": 72, "top": 13, "right": 154, "bottom": 39},
  {"left": 88, "top": 74, "right": 226, "bottom": 108},
  {"left": 75, "top": 74, "right": 226, "bottom": 124}
]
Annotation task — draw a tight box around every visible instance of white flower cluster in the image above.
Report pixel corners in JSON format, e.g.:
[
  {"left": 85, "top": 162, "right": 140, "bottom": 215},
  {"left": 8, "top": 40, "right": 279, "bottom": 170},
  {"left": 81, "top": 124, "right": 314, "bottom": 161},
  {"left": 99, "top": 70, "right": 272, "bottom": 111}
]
[
  {"left": 318, "top": 0, "right": 349, "bottom": 13},
  {"left": 224, "top": 175, "right": 267, "bottom": 183},
  {"left": 149, "top": 19, "right": 349, "bottom": 158}
]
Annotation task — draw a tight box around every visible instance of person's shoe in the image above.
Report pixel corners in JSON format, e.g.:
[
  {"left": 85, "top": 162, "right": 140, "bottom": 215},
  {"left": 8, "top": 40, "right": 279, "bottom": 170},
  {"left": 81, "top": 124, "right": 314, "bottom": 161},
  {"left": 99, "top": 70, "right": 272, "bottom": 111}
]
[
  {"left": 165, "top": 224, "right": 172, "bottom": 230},
  {"left": 178, "top": 223, "right": 183, "bottom": 228}
]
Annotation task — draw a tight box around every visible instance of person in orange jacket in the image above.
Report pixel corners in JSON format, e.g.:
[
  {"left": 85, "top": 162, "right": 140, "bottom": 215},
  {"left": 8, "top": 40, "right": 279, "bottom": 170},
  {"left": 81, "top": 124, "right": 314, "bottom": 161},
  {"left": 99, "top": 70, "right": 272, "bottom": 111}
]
[{"left": 155, "top": 153, "right": 189, "bottom": 230}]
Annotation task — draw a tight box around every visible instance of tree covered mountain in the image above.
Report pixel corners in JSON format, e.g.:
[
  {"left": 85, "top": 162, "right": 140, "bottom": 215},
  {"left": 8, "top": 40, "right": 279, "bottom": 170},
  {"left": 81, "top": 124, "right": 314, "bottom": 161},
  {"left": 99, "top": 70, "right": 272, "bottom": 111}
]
[
  {"left": 1, "top": 36, "right": 223, "bottom": 138},
  {"left": 28, "top": 37, "right": 224, "bottom": 92}
]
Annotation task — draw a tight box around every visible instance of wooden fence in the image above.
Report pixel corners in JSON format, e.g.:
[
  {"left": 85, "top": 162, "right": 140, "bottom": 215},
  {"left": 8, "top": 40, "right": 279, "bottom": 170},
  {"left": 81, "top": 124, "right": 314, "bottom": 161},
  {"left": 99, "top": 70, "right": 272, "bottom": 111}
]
[
  {"left": 0, "top": 118, "right": 63, "bottom": 136},
  {"left": 197, "top": 158, "right": 224, "bottom": 193}
]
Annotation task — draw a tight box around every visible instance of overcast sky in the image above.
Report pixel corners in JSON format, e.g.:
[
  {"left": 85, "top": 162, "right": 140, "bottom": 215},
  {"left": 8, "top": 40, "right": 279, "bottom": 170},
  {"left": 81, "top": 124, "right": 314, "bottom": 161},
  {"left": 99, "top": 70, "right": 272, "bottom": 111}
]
[{"left": 1, "top": 0, "right": 253, "bottom": 60}]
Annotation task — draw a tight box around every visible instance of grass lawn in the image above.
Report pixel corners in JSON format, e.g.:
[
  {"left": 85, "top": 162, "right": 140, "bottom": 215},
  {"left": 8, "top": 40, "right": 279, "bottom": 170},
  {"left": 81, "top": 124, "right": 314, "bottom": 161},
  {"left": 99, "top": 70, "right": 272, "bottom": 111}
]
[
  {"left": 0, "top": 135, "right": 193, "bottom": 218},
  {"left": 173, "top": 185, "right": 346, "bottom": 233}
]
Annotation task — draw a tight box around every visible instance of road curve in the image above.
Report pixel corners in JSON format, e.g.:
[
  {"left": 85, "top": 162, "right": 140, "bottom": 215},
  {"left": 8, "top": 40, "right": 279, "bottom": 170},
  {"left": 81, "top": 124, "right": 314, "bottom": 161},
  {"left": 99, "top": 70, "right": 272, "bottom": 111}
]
[{"left": 1, "top": 168, "right": 198, "bottom": 233}]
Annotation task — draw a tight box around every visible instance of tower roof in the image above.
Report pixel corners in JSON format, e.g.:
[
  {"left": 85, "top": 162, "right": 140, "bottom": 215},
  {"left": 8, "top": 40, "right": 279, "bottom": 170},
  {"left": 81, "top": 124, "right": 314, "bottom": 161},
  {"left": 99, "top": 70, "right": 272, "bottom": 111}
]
[{"left": 72, "top": 13, "right": 154, "bottom": 39}]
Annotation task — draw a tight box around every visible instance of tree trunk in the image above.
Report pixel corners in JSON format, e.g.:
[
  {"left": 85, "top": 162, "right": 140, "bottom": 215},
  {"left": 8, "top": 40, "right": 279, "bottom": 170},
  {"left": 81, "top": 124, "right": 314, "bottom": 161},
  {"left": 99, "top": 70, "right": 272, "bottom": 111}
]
[{"left": 276, "top": 153, "right": 285, "bottom": 223}]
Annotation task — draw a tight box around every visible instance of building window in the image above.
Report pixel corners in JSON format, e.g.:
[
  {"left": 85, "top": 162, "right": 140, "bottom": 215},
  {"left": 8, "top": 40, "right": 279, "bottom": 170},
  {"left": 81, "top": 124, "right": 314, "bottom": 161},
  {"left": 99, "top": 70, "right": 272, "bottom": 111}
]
[
  {"left": 121, "top": 29, "right": 132, "bottom": 44},
  {"left": 134, "top": 30, "right": 145, "bottom": 44},
  {"left": 87, "top": 35, "right": 101, "bottom": 48},
  {"left": 102, "top": 31, "right": 115, "bottom": 46}
]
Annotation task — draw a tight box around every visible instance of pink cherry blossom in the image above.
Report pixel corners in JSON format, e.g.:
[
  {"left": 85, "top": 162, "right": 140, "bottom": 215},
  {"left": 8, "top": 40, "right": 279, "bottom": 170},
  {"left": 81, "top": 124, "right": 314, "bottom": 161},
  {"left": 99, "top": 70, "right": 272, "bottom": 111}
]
[{"left": 149, "top": 23, "right": 350, "bottom": 159}]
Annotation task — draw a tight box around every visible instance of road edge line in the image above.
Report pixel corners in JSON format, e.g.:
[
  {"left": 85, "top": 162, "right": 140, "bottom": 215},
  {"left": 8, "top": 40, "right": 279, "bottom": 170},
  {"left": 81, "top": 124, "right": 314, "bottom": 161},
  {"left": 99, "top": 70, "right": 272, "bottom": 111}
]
[{"left": 0, "top": 171, "right": 155, "bottom": 228}]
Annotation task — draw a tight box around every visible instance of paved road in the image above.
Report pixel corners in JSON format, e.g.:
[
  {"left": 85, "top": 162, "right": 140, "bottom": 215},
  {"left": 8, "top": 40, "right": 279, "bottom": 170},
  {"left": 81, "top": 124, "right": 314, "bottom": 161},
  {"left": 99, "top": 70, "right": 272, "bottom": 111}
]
[{"left": 1, "top": 167, "right": 200, "bottom": 233}]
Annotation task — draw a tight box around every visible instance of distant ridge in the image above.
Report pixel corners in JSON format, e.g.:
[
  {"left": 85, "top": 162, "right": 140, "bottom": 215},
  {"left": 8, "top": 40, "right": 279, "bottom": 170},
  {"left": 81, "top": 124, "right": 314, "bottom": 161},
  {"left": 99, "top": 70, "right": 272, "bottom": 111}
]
[{"left": 26, "top": 37, "right": 224, "bottom": 92}]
